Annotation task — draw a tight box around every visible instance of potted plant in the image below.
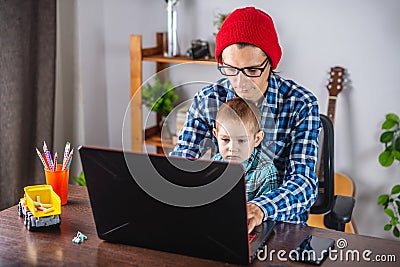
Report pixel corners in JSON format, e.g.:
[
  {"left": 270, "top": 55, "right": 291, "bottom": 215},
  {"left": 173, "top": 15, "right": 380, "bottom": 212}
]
[
  {"left": 142, "top": 77, "right": 178, "bottom": 138},
  {"left": 377, "top": 113, "right": 400, "bottom": 238},
  {"left": 142, "top": 77, "right": 177, "bottom": 117},
  {"left": 73, "top": 171, "right": 86, "bottom": 186},
  {"left": 213, "top": 12, "right": 230, "bottom": 36}
]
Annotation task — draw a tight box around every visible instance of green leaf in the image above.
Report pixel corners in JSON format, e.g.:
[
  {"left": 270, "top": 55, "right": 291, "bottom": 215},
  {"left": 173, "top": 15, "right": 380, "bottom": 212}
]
[
  {"left": 72, "top": 171, "right": 86, "bottom": 186},
  {"left": 393, "top": 226, "right": 400, "bottom": 237},
  {"left": 391, "top": 217, "right": 399, "bottom": 226},
  {"left": 392, "top": 185, "right": 400, "bottom": 195},
  {"left": 384, "top": 224, "right": 392, "bottom": 231},
  {"left": 385, "top": 208, "right": 395, "bottom": 218},
  {"left": 382, "top": 120, "right": 396, "bottom": 130},
  {"left": 141, "top": 77, "right": 177, "bottom": 115},
  {"left": 385, "top": 145, "right": 394, "bottom": 151},
  {"left": 379, "top": 151, "right": 394, "bottom": 167},
  {"left": 378, "top": 194, "right": 389, "bottom": 205},
  {"left": 380, "top": 131, "right": 394, "bottom": 143},
  {"left": 394, "top": 150, "right": 400, "bottom": 161},
  {"left": 387, "top": 113, "right": 400, "bottom": 124},
  {"left": 395, "top": 137, "right": 400, "bottom": 151}
]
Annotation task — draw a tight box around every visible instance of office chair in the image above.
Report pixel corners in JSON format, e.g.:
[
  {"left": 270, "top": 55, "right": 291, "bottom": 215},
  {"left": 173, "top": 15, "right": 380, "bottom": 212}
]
[{"left": 307, "top": 114, "right": 356, "bottom": 232}]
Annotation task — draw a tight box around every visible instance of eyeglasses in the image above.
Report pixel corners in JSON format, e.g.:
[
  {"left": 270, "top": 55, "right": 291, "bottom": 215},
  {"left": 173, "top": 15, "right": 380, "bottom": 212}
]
[{"left": 217, "top": 57, "right": 269, "bottom": 78}]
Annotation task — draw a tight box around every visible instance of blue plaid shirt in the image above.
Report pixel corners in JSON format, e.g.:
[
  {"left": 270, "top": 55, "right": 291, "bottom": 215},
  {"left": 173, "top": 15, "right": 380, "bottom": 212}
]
[
  {"left": 213, "top": 148, "right": 280, "bottom": 201},
  {"left": 170, "top": 73, "right": 321, "bottom": 224}
]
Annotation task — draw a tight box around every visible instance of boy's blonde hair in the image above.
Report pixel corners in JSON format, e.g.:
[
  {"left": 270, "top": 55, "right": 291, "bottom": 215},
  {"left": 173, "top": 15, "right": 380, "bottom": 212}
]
[{"left": 215, "top": 98, "right": 261, "bottom": 136}]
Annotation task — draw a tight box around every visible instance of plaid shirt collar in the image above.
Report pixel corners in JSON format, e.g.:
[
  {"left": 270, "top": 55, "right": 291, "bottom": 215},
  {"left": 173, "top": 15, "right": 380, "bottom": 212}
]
[{"left": 216, "top": 73, "right": 280, "bottom": 109}]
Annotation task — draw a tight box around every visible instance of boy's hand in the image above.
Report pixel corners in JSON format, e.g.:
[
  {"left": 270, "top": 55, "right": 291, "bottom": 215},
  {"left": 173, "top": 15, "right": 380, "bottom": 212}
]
[{"left": 247, "top": 203, "right": 264, "bottom": 233}]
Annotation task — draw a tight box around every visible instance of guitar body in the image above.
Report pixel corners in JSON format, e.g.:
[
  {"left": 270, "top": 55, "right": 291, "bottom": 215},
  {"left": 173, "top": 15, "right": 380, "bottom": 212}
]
[
  {"left": 308, "top": 173, "right": 356, "bottom": 233},
  {"left": 334, "top": 172, "right": 354, "bottom": 197},
  {"left": 308, "top": 66, "right": 357, "bottom": 234}
]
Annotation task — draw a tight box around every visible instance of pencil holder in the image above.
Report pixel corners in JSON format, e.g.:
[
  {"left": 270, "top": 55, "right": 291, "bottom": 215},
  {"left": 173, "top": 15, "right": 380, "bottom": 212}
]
[{"left": 44, "top": 164, "right": 69, "bottom": 205}]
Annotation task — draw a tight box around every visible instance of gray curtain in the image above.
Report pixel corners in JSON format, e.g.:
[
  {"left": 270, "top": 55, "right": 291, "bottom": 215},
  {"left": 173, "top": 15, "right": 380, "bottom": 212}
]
[{"left": 0, "top": 0, "right": 56, "bottom": 210}]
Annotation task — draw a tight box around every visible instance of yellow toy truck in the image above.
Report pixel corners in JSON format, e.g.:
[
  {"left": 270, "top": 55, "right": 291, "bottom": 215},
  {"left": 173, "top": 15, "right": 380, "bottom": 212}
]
[{"left": 18, "top": 185, "right": 61, "bottom": 231}]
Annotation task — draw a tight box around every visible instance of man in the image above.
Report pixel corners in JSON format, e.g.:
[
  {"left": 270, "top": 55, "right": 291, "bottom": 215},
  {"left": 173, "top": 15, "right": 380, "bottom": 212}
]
[{"left": 170, "top": 6, "right": 321, "bottom": 233}]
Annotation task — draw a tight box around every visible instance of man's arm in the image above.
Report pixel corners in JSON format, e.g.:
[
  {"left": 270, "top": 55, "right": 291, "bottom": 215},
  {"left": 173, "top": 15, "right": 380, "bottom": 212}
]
[
  {"left": 169, "top": 92, "right": 216, "bottom": 158},
  {"left": 247, "top": 159, "right": 280, "bottom": 233}
]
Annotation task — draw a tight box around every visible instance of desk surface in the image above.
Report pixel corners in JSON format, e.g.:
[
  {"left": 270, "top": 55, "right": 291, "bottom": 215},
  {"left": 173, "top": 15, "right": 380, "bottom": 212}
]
[{"left": 0, "top": 185, "right": 398, "bottom": 266}]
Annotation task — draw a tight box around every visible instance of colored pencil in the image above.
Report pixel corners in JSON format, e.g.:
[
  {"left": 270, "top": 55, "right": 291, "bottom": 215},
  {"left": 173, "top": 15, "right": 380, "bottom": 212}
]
[
  {"left": 62, "top": 148, "right": 74, "bottom": 170},
  {"left": 36, "top": 147, "right": 49, "bottom": 169},
  {"left": 43, "top": 141, "right": 54, "bottom": 171},
  {"left": 66, "top": 149, "right": 74, "bottom": 170},
  {"left": 62, "top": 142, "right": 70, "bottom": 168},
  {"left": 53, "top": 152, "right": 58, "bottom": 171}
]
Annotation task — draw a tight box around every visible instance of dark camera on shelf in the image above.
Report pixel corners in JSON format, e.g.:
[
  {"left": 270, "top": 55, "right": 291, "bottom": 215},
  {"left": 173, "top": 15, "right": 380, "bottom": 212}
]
[{"left": 186, "top": 39, "right": 210, "bottom": 60}]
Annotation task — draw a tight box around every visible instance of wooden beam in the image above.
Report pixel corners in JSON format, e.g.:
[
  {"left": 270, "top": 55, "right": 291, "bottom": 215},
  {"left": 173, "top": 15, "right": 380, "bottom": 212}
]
[{"left": 130, "top": 35, "right": 143, "bottom": 152}]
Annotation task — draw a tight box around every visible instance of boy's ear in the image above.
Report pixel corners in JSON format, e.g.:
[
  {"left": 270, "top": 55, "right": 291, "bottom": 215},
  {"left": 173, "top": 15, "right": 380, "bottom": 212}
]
[
  {"left": 212, "top": 128, "right": 218, "bottom": 138},
  {"left": 254, "top": 130, "right": 264, "bottom": 147}
]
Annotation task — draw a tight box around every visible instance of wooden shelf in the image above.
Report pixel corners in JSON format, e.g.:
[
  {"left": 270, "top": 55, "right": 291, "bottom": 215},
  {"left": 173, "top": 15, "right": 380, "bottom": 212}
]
[
  {"left": 130, "top": 32, "right": 215, "bottom": 154},
  {"left": 144, "top": 125, "right": 174, "bottom": 149},
  {"left": 143, "top": 54, "right": 216, "bottom": 65},
  {"left": 144, "top": 133, "right": 174, "bottom": 149}
]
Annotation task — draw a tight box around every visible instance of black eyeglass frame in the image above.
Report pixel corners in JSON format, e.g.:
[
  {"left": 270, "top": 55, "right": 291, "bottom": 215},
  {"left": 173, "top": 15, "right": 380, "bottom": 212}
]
[{"left": 217, "top": 57, "right": 269, "bottom": 78}]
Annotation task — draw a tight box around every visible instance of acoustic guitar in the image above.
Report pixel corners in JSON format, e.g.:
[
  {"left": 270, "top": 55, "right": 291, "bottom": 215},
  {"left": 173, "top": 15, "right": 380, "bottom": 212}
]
[
  {"left": 315, "top": 67, "right": 347, "bottom": 192},
  {"left": 309, "top": 66, "right": 357, "bottom": 233}
]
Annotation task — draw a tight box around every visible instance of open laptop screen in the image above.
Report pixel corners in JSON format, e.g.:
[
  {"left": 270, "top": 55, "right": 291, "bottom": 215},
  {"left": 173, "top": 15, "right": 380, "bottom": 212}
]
[{"left": 79, "top": 146, "right": 273, "bottom": 264}]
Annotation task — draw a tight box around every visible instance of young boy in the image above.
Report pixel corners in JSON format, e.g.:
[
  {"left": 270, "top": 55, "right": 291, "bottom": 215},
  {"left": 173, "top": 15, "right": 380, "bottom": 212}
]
[{"left": 212, "top": 98, "right": 279, "bottom": 201}]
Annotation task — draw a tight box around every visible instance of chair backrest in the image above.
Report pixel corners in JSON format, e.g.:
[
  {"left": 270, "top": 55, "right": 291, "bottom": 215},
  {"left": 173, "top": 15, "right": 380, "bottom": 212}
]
[{"left": 310, "top": 114, "right": 334, "bottom": 214}]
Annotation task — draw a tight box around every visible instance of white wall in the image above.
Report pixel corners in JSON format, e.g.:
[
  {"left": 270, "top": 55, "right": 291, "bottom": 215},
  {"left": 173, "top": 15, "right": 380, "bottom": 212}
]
[{"left": 58, "top": 0, "right": 400, "bottom": 239}]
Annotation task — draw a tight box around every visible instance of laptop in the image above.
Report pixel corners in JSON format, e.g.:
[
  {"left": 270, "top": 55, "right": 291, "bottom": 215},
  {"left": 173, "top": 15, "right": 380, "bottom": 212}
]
[{"left": 78, "top": 146, "right": 275, "bottom": 265}]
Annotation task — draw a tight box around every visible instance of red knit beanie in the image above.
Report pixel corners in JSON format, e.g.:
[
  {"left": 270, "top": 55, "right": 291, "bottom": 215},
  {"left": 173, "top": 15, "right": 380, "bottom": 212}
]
[{"left": 215, "top": 7, "right": 282, "bottom": 70}]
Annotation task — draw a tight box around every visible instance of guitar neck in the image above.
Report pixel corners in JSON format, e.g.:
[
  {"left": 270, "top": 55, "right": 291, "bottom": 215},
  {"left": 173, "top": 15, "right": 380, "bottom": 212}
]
[
  {"left": 327, "top": 96, "right": 337, "bottom": 125},
  {"left": 325, "top": 65, "right": 345, "bottom": 126},
  {"left": 316, "top": 66, "right": 345, "bottom": 178}
]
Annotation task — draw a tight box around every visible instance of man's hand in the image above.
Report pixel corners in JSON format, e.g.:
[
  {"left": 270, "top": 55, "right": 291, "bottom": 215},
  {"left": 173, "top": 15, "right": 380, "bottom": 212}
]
[{"left": 247, "top": 203, "right": 264, "bottom": 233}]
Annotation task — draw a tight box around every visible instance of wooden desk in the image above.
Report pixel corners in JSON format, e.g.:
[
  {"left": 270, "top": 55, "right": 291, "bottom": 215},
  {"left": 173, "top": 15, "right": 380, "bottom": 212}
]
[{"left": 0, "top": 185, "right": 398, "bottom": 266}]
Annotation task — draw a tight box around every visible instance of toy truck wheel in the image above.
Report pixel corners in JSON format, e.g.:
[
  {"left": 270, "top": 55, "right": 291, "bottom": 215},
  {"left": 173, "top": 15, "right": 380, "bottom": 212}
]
[
  {"left": 26, "top": 220, "right": 31, "bottom": 231},
  {"left": 23, "top": 213, "right": 28, "bottom": 226},
  {"left": 54, "top": 219, "right": 61, "bottom": 227},
  {"left": 18, "top": 203, "right": 22, "bottom": 217},
  {"left": 26, "top": 220, "right": 34, "bottom": 231},
  {"left": 26, "top": 214, "right": 36, "bottom": 231}
]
